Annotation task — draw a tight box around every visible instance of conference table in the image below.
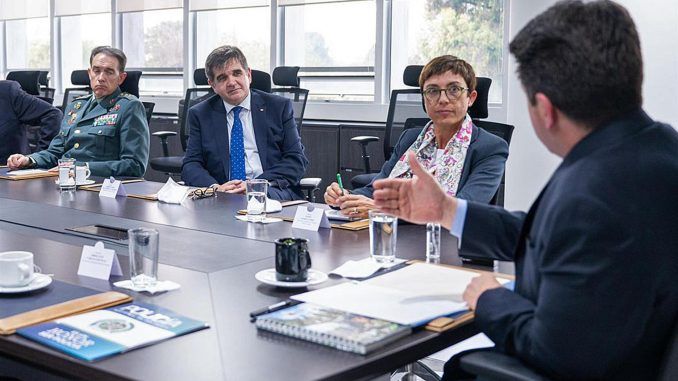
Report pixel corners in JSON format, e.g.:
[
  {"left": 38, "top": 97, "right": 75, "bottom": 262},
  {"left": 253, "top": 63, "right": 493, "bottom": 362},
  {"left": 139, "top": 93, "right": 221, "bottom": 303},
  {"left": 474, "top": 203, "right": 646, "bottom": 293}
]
[{"left": 0, "top": 175, "right": 487, "bottom": 381}]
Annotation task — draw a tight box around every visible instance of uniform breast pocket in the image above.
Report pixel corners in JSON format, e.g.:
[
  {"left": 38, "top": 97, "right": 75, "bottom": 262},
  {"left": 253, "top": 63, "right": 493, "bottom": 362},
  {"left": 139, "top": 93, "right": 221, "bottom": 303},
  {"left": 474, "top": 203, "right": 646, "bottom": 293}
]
[{"left": 88, "top": 127, "right": 117, "bottom": 155}]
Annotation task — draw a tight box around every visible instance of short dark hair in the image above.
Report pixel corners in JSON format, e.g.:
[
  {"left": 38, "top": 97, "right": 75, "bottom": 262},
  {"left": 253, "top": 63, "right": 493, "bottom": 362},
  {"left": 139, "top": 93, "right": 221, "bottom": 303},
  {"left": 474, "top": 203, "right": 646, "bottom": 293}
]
[
  {"left": 205, "top": 45, "right": 249, "bottom": 82},
  {"left": 509, "top": 0, "right": 643, "bottom": 129},
  {"left": 89, "top": 46, "right": 127, "bottom": 72},
  {"left": 419, "top": 55, "right": 476, "bottom": 92}
]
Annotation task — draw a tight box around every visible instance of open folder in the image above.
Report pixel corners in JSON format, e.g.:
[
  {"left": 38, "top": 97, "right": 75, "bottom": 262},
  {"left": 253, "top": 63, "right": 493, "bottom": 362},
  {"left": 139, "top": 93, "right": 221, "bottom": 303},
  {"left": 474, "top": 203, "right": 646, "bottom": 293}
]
[{"left": 292, "top": 262, "right": 512, "bottom": 327}]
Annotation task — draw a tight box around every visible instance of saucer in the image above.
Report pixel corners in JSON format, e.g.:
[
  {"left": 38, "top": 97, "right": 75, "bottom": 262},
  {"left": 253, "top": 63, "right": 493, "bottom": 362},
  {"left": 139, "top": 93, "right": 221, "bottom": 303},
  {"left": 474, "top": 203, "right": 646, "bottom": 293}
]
[
  {"left": 0, "top": 273, "right": 53, "bottom": 294},
  {"left": 255, "top": 268, "right": 328, "bottom": 288},
  {"left": 54, "top": 179, "right": 95, "bottom": 186}
]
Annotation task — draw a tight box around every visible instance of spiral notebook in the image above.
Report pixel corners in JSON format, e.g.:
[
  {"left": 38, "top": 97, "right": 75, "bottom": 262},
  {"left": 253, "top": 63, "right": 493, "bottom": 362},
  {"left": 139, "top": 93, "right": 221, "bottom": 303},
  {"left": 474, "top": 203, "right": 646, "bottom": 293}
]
[{"left": 254, "top": 302, "right": 410, "bottom": 355}]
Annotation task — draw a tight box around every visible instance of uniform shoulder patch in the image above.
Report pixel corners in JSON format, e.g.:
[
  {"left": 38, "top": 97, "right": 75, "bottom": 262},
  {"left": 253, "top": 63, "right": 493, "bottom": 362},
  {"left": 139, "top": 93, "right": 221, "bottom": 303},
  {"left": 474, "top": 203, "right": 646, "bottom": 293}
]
[{"left": 119, "top": 92, "right": 138, "bottom": 100}]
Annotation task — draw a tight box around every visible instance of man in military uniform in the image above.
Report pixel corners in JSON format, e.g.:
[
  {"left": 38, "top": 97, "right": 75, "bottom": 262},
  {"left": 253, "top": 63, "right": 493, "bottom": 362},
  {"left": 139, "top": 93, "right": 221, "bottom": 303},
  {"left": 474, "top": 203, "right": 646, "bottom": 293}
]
[{"left": 7, "top": 46, "right": 149, "bottom": 177}]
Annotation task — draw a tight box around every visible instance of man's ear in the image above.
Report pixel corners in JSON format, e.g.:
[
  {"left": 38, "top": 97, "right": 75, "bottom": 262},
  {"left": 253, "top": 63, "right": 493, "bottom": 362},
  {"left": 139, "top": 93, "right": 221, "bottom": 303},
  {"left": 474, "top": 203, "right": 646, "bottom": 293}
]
[
  {"left": 534, "top": 92, "right": 557, "bottom": 130},
  {"left": 117, "top": 71, "right": 128, "bottom": 86}
]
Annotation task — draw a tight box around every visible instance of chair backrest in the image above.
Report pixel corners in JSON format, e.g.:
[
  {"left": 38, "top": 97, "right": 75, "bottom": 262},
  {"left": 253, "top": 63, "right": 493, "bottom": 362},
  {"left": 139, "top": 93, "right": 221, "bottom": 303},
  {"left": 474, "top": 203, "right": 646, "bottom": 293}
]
[
  {"left": 61, "top": 70, "right": 92, "bottom": 111},
  {"left": 250, "top": 70, "right": 271, "bottom": 93},
  {"left": 142, "top": 102, "right": 155, "bottom": 125},
  {"left": 119, "top": 70, "right": 142, "bottom": 98},
  {"left": 272, "top": 66, "right": 309, "bottom": 130},
  {"left": 177, "top": 68, "right": 214, "bottom": 152},
  {"left": 6, "top": 71, "right": 41, "bottom": 95}
]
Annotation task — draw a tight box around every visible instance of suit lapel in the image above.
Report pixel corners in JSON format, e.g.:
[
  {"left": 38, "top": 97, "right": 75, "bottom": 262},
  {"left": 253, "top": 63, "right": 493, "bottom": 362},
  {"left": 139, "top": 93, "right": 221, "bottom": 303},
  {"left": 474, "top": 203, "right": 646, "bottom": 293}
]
[
  {"left": 250, "top": 91, "right": 268, "bottom": 169},
  {"left": 210, "top": 98, "right": 230, "bottom": 181},
  {"left": 513, "top": 181, "right": 550, "bottom": 260},
  {"left": 79, "top": 88, "right": 121, "bottom": 124}
]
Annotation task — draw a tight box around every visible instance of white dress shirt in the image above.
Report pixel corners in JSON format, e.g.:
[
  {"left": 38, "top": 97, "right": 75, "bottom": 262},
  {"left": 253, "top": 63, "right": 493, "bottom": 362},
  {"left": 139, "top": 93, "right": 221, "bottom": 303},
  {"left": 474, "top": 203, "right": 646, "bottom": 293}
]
[{"left": 222, "top": 93, "right": 264, "bottom": 179}]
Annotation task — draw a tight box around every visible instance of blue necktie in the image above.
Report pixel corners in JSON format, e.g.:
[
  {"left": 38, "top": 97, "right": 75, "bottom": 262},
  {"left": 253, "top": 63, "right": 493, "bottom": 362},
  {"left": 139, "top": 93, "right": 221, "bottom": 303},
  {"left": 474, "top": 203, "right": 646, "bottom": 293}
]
[{"left": 229, "top": 106, "right": 246, "bottom": 181}]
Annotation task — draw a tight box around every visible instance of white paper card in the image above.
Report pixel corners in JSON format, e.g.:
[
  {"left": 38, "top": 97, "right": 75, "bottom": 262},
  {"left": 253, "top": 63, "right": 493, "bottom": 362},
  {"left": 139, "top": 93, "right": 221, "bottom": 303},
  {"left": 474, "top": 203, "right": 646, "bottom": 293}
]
[
  {"left": 7, "top": 169, "right": 49, "bottom": 176},
  {"left": 77, "top": 241, "right": 123, "bottom": 280},
  {"left": 330, "top": 257, "right": 407, "bottom": 278},
  {"left": 157, "top": 177, "right": 189, "bottom": 204},
  {"left": 291, "top": 205, "right": 331, "bottom": 231},
  {"left": 99, "top": 177, "right": 127, "bottom": 198}
]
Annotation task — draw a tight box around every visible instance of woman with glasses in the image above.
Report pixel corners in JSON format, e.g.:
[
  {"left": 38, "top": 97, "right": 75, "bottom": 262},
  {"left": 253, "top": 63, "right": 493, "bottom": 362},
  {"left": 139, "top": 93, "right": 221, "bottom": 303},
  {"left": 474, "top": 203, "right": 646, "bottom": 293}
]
[{"left": 324, "top": 55, "right": 509, "bottom": 218}]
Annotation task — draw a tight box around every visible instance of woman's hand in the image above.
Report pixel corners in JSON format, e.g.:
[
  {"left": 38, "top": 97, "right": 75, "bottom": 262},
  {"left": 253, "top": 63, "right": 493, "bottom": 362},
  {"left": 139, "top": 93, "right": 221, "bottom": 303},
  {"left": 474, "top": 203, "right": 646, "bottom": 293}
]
[
  {"left": 323, "top": 182, "right": 346, "bottom": 206},
  {"left": 337, "top": 194, "right": 375, "bottom": 219}
]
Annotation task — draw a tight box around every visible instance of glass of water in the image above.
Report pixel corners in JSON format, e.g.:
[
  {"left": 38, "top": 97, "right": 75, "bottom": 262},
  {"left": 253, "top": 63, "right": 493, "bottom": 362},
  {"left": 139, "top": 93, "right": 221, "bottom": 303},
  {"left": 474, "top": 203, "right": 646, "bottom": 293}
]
[
  {"left": 246, "top": 179, "right": 268, "bottom": 222},
  {"left": 57, "top": 158, "right": 76, "bottom": 192},
  {"left": 128, "top": 228, "right": 159, "bottom": 288},
  {"left": 369, "top": 210, "right": 398, "bottom": 263}
]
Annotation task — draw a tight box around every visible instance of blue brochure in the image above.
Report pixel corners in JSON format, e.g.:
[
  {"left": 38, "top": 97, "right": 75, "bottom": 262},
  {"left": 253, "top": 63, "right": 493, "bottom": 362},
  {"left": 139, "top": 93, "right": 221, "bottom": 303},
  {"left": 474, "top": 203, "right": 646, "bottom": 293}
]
[{"left": 17, "top": 302, "right": 208, "bottom": 361}]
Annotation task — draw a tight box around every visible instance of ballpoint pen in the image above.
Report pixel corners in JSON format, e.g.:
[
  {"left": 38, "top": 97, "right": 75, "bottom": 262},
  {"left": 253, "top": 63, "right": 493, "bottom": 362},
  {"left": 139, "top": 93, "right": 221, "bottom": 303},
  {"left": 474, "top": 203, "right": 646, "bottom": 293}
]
[
  {"left": 249, "top": 300, "right": 296, "bottom": 319},
  {"left": 336, "top": 173, "right": 345, "bottom": 196}
]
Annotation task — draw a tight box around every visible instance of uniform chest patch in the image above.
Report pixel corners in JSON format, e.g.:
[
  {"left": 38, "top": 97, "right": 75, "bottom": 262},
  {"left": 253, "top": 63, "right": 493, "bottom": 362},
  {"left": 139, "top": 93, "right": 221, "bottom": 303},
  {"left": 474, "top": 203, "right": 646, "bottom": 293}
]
[{"left": 93, "top": 113, "right": 118, "bottom": 126}]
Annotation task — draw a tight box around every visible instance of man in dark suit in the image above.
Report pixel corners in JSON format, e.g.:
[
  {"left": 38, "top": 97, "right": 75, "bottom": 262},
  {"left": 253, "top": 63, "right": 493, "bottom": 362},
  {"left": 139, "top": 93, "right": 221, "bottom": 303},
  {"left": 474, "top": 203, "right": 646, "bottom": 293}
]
[
  {"left": 182, "top": 45, "right": 308, "bottom": 200},
  {"left": 373, "top": 1, "right": 678, "bottom": 379},
  {"left": 0, "top": 80, "right": 62, "bottom": 163}
]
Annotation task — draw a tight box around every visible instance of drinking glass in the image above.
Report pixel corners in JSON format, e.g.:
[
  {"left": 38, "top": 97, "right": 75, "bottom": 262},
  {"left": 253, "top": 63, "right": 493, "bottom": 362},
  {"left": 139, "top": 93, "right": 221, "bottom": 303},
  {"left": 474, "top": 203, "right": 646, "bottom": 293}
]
[
  {"left": 369, "top": 211, "right": 398, "bottom": 263},
  {"left": 246, "top": 179, "right": 268, "bottom": 222},
  {"left": 57, "top": 158, "right": 76, "bottom": 191},
  {"left": 128, "top": 228, "right": 159, "bottom": 288}
]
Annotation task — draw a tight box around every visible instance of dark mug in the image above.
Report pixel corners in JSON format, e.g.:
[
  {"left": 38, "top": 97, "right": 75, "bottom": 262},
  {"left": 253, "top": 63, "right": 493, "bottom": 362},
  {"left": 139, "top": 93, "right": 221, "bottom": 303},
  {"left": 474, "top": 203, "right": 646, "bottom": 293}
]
[{"left": 275, "top": 238, "right": 311, "bottom": 282}]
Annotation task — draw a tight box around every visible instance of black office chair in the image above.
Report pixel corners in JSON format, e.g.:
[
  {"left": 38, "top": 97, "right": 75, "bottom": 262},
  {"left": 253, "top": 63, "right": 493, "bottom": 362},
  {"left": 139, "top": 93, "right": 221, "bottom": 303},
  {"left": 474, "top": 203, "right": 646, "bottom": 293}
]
[
  {"left": 458, "top": 320, "right": 678, "bottom": 381},
  {"left": 251, "top": 69, "right": 272, "bottom": 93},
  {"left": 150, "top": 68, "right": 214, "bottom": 177},
  {"left": 350, "top": 65, "right": 430, "bottom": 189},
  {"left": 6, "top": 70, "right": 56, "bottom": 153},
  {"left": 37, "top": 71, "right": 55, "bottom": 102},
  {"left": 61, "top": 70, "right": 92, "bottom": 111},
  {"left": 271, "top": 66, "right": 321, "bottom": 201}
]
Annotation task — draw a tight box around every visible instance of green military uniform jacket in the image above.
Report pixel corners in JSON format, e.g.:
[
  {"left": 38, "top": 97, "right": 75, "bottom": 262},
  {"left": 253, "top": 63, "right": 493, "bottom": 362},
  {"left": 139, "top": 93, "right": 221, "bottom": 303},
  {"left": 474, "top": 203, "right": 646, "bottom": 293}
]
[{"left": 29, "top": 88, "right": 149, "bottom": 177}]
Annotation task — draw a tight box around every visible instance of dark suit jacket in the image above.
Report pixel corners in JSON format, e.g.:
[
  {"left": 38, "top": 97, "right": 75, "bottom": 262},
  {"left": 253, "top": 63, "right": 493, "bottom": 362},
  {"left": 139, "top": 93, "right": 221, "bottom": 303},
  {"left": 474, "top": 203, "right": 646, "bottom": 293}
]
[
  {"left": 352, "top": 125, "right": 508, "bottom": 203},
  {"left": 0, "top": 80, "right": 62, "bottom": 163},
  {"left": 451, "top": 110, "right": 678, "bottom": 380},
  {"left": 181, "top": 90, "right": 308, "bottom": 200}
]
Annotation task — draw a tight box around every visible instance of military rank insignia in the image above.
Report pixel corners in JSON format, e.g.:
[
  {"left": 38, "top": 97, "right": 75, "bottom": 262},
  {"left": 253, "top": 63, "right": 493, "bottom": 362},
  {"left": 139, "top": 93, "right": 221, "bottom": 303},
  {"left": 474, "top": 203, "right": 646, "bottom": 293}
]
[
  {"left": 111, "top": 103, "right": 121, "bottom": 112},
  {"left": 67, "top": 111, "right": 78, "bottom": 125},
  {"left": 93, "top": 114, "right": 118, "bottom": 126},
  {"left": 74, "top": 102, "right": 82, "bottom": 110}
]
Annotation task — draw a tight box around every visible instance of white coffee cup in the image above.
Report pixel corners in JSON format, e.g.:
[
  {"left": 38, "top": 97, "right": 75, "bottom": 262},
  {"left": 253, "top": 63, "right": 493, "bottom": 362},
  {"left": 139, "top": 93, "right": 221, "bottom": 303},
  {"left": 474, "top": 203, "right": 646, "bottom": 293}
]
[
  {"left": 75, "top": 165, "right": 91, "bottom": 184},
  {"left": 0, "top": 251, "right": 34, "bottom": 287}
]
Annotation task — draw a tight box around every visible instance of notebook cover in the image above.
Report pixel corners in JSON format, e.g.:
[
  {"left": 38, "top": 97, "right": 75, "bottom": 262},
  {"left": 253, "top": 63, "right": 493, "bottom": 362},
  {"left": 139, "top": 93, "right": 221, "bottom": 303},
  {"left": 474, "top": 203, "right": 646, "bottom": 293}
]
[
  {"left": 17, "top": 302, "right": 209, "bottom": 361},
  {"left": 255, "top": 303, "right": 411, "bottom": 355},
  {"left": 0, "top": 280, "right": 99, "bottom": 319}
]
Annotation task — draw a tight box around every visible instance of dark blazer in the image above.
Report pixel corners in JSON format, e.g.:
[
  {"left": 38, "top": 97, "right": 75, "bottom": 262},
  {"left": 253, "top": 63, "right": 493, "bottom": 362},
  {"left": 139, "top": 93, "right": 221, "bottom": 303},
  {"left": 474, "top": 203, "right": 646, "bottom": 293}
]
[
  {"left": 0, "top": 80, "right": 62, "bottom": 163},
  {"left": 352, "top": 125, "right": 509, "bottom": 203},
  {"left": 181, "top": 90, "right": 308, "bottom": 200},
  {"left": 447, "top": 110, "right": 678, "bottom": 380}
]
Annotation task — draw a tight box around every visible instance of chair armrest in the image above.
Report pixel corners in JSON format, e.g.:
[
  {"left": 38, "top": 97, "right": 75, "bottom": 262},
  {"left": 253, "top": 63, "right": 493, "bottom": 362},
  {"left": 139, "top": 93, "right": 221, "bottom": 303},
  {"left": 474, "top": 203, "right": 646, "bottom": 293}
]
[
  {"left": 459, "top": 351, "right": 552, "bottom": 381},
  {"left": 351, "top": 136, "right": 380, "bottom": 145},
  {"left": 300, "top": 177, "right": 321, "bottom": 188},
  {"left": 152, "top": 131, "right": 178, "bottom": 139}
]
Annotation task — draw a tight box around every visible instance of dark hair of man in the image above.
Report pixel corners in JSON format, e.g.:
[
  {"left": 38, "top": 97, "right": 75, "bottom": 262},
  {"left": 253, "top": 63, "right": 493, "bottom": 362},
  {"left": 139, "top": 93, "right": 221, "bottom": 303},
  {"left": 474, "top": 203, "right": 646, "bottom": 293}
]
[
  {"left": 509, "top": 0, "right": 643, "bottom": 129},
  {"left": 418, "top": 55, "right": 476, "bottom": 92},
  {"left": 205, "top": 45, "right": 250, "bottom": 82},
  {"left": 89, "top": 46, "right": 127, "bottom": 72}
]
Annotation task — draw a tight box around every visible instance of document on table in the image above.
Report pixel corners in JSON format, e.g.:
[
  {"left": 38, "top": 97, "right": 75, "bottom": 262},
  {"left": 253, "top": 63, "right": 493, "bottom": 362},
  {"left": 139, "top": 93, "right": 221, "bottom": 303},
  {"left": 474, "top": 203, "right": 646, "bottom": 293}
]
[
  {"left": 292, "top": 263, "right": 510, "bottom": 326},
  {"left": 6, "top": 169, "right": 49, "bottom": 176}
]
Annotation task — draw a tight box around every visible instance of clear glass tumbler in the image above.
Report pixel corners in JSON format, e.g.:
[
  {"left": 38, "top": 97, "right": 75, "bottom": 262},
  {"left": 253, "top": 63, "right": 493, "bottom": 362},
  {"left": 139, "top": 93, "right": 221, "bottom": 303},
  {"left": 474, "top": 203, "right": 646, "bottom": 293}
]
[
  {"left": 246, "top": 179, "right": 268, "bottom": 222},
  {"left": 128, "top": 228, "right": 159, "bottom": 288},
  {"left": 369, "top": 210, "right": 398, "bottom": 263}
]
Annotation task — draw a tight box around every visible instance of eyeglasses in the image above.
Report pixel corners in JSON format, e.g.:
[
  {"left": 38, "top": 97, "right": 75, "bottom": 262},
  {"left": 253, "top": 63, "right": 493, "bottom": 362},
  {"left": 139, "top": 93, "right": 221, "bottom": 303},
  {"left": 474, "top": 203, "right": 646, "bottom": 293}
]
[
  {"left": 190, "top": 186, "right": 217, "bottom": 200},
  {"left": 423, "top": 86, "right": 469, "bottom": 102}
]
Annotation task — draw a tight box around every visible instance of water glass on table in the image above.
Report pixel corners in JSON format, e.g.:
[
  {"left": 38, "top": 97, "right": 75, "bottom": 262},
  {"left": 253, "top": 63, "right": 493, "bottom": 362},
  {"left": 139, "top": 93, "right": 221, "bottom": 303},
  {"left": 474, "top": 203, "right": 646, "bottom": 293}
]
[
  {"left": 369, "top": 210, "right": 398, "bottom": 263},
  {"left": 426, "top": 223, "right": 441, "bottom": 264},
  {"left": 246, "top": 179, "right": 268, "bottom": 222},
  {"left": 128, "top": 228, "right": 159, "bottom": 288},
  {"left": 57, "top": 158, "right": 76, "bottom": 192}
]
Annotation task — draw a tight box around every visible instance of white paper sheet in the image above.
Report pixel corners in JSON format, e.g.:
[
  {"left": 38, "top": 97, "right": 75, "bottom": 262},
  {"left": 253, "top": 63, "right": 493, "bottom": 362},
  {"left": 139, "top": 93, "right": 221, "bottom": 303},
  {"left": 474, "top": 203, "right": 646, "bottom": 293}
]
[{"left": 330, "top": 257, "right": 406, "bottom": 278}]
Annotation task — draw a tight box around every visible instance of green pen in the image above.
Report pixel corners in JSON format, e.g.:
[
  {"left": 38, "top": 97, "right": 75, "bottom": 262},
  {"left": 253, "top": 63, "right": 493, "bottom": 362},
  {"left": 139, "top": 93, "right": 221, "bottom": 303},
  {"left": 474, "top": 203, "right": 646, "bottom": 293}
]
[{"left": 336, "top": 173, "right": 345, "bottom": 196}]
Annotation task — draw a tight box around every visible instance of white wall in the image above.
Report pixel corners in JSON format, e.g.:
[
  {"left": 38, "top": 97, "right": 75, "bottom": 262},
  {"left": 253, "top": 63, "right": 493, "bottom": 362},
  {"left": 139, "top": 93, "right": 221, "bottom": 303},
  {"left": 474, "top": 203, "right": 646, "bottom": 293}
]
[{"left": 503, "top": 0, "right": 678, "bottom": 212}]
